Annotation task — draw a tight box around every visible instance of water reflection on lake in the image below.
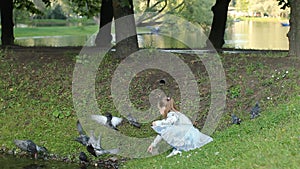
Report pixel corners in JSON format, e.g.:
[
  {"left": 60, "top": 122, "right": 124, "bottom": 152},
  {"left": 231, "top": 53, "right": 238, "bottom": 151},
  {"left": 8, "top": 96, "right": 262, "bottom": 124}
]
[
  {"left": 14, "top": 21, "right": 289, "bottom": 50},
  {"left": 225, "top": 20, "right": 289, "bottom": 50},
  {"left": 16, "top": 35, "right": 89, "bottom": 47}
]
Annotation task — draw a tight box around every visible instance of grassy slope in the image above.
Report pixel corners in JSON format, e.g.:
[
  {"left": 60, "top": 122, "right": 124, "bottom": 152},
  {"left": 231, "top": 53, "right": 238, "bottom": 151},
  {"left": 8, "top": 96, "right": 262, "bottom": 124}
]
[
  {"left": 0, "top": 50, "right": 80, "bottom": 160},
  {"left": 0, "top": 49, "right": 299, "bottom": 167},
  {"left": 123, "top": 95, "right": 300, "bottom": 168}
]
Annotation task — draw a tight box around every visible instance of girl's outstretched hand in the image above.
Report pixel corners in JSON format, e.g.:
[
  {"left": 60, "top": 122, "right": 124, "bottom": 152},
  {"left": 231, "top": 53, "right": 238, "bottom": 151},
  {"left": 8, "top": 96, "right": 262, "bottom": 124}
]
[{"left": 147, "top": 145, "right": 153, "bottom": 153}]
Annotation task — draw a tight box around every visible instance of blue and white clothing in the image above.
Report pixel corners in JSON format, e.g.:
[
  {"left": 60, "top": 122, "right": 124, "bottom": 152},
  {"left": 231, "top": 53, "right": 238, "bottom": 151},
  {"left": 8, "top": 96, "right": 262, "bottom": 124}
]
[{"left": 151, "top": 111, "right": 213, "bottom": 151}]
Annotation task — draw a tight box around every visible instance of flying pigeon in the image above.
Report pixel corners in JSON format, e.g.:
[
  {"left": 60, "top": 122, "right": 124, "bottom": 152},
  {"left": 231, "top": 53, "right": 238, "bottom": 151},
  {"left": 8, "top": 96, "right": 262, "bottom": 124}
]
[
  {"left": 91, "top": 113, "right": 123, "bottom": 130},
  {"left": 126, "top": 113, "right": 141, "bottom": 128},
  {"left": 231, "top": 114, "right": 242, "bottom": 125},
  {"left": 14, "top": 139, "right": 48, "bottom": 159},
  {"left": 250, "top": 102, "right": 260, "bottom": 119},
  {"left": 86, "top": 131, "right": 119, "bottom": 157},
  {"left": 75, "top": 120, "right": 90, "bottom": 146}
]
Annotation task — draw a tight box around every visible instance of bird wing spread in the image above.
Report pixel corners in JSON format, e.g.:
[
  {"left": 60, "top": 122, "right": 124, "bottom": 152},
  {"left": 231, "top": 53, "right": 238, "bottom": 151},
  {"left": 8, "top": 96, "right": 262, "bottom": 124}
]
[
  {"left": 91, "top": 115, "right": 107, "bottom": 125},
  {"left": 111, "top": 117, "right": 123, "bottom": 127}
]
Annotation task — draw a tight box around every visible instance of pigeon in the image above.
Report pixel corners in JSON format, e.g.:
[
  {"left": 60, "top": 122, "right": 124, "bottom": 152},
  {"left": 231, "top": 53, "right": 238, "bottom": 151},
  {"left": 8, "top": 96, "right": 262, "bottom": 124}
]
[
  {"left": 14, "top": 139, "right": 48, "bottom": 159},
  {"left": 231, "top": 114, "right": 242, "bottom": 125},
  {"left": 91, "top": 113, "right": 123, "bottom": 130},
  {"left": 126, "top": 113, "right": 141, "bottom": 128},
  {"left": 79, "top": 152, "right": 89, "bottom": 164},
  {"left": 86, "top": 131, "right": 119, "bottom": 157},
  {"left": 250, "top": 102, "right": 260, "bottom": 119},
  {"left": 74, "top": 120, "right": 90, "bottom": 146}
]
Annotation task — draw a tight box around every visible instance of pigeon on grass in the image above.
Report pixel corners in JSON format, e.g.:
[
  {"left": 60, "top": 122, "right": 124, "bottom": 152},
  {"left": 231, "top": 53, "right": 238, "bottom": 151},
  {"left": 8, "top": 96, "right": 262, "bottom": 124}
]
[
  {"left": 14, "top": 139, "right": 47, "bottom": 159},
  {"left": 126, "top": 113, "right": 141, "bottom": 128},
  {"left": 231, "top": 114, "right": 242, "bottom": 125},
  {"left": 250, "top": 102, "right": 260, "bottom": 119}
]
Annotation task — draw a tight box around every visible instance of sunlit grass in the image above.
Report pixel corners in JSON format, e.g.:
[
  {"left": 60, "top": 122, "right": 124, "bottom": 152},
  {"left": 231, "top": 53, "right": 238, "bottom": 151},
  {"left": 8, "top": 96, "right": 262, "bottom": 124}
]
[
  {"left": 123, "top": 95, "right": 300, "bottom": 168},
  {"left": 13, "top": 25, "right": 98, "bottom": 37}
]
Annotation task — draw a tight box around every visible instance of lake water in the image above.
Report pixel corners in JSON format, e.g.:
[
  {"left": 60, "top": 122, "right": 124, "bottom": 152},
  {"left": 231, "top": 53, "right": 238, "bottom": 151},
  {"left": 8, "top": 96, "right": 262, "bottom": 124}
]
[
  {"left": 14, "top": 20, "right": 289, "bottom": 50},
  {"left": 224, "top": 20, "right": 289, "bottom": 50}
]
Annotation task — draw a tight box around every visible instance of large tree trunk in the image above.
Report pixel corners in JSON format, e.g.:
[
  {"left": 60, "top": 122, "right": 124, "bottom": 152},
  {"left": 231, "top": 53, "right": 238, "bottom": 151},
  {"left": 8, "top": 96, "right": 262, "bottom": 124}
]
[
  {"left": 288, "top": 0, "right": 300, "bottom": 57},
  {"left": 112, "top": 0, "right": 138, "bottom": 58},
  {"left": 95, "top": 0, "right": 114, "bottom": 47},
  {"left": 206, "top": 0, "right": 231, "bottom": 51},
  {"left": 0, "top": 0, "right": 15, "bottom": 46}
]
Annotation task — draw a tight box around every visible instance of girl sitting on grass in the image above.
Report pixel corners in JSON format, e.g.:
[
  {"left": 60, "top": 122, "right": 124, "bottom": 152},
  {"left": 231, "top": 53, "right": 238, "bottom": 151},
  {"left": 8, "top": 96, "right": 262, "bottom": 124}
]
[{"left": 147, "top": 96, "right": 213, "bottom": 157}]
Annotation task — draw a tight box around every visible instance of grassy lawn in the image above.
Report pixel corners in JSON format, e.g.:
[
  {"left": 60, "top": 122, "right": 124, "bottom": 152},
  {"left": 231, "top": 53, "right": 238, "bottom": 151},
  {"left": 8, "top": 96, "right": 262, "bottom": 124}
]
[
  {"left": 13, "top": 25, "right": 98, "bottom": 37},
  {"left": 0, "top": 25, "right": 154, "bottom": 38},
  {"left": 123, "top": 95, "right": 300, "bottom": 168},
  {"left": 0, "top": 48, "right": 299, "bottom": 168}
]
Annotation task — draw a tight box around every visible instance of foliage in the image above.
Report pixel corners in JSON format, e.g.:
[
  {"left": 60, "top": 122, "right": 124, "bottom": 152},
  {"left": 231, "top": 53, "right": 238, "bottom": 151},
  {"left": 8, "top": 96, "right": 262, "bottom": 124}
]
[
  {"left": 48, "top": 4, "right": 67, "bottom": 19},
  {"left": 234, "top": 0, "right": 290, "bottom": 17},
  {"left": 277, "top": 0, "right": 290, "bottom": 10},
  {"left": 68, "top": 0, "right": 101, "bottom": 17},
  {"left": 177, "top": 0, "right": 213, "bottom": 26},
  {"left": 13, "top": 0, "right": 51, "bottom": 15}
]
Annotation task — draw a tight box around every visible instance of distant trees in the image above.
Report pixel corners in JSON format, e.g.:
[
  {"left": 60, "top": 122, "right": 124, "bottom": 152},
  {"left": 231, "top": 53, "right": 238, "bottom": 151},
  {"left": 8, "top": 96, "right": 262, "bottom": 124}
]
[{"left": 234, "top": 0, "right": 289, "bottom": 17}]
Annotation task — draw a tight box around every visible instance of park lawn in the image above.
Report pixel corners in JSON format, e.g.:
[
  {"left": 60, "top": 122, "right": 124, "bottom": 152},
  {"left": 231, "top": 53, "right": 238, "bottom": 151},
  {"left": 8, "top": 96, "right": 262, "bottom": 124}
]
[
  {"left": 13, "top": 25, "right": 99, "bottom": 37},
  {"left": 0, "top": 48, "right": 299, "bottom": 167},
  {"left": 123, "top": 95, "right": 300, "bottom": 168},
  {"left": 10, "top": 25, "right": 149, "bottom": 38}
]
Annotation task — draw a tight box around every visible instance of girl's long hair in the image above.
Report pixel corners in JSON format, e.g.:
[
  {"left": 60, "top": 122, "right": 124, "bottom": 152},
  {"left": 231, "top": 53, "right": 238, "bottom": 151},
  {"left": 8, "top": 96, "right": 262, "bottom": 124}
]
[{"left": 158, "top": 96, "right": 179, "bottom": 118}]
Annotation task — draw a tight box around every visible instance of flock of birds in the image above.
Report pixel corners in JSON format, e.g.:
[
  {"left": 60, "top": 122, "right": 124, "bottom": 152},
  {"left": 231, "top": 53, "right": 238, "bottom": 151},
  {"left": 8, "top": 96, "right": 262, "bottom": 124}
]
[
  {"left": 231, "top": 102, "right": 261, "bottom": 125},
  {"left": 13, "top": 102, "right": 261, "bottom": 165},
  {"left": 13, "top": 112, "right": 141, "bottom": 165}
]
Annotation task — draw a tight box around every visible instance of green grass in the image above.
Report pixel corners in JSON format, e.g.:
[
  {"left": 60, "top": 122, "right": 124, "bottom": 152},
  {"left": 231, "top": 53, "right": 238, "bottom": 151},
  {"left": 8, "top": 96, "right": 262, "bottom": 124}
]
[
  {"left": 12, "top": 25, "right": 98, "bottom": 37},
  {"left": 21, "top": 18, "right": 96, "bottom": 27},
  {"left": 123, "top": 95, "right": 300, "bottom": 168},
  {"left": 8, "top": 25, "right": 149, "bottom": 38},
  {"left": 0, "top": 48, "right": 299, "bottom": 167}
]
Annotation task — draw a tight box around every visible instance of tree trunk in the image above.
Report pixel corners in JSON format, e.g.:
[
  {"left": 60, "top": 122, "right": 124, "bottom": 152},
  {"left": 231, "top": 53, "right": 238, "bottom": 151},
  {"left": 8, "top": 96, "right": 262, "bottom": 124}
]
[
  {"left": 206, "top": 0, "right": 231, "bottom": 51},
  {"left": 0, "top": 0, "right": 15, "bottom": 46},
  {"left": 95, "top": 0, "right": 114, "bottom": 47},
  {"left": 288, "top": 0, "right": 300, "bottom": 57},
  {"left": 112, "top": 0, "right": 138, "bottom": 58}
]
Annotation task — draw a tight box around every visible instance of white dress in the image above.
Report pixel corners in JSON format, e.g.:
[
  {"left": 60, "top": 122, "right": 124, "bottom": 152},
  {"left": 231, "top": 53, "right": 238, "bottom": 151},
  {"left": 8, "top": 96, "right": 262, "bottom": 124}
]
[{"left": 151, "top": 111, "right": 213, "bottom": 151}]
